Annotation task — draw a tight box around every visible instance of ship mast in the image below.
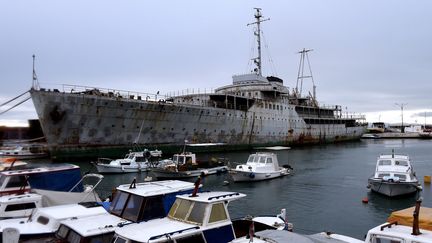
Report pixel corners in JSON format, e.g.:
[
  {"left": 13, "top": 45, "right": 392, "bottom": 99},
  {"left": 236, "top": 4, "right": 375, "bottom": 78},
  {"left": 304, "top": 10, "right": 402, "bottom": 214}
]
[
  {"left": 247, "top": 8, "right": 269, "bottom": 76},
  {"left": 296, "top": 48, "right": 316, "bottom": 103}
]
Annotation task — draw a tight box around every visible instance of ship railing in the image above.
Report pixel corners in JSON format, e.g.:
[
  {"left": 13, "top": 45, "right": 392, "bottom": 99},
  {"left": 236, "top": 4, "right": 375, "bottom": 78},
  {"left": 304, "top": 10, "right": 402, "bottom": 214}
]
[
  {"left": 38, "top": 83, "right": 172, "bottom": 102},
  {"left": 165, "top": 88, "right": 215, "bottom": 98}
]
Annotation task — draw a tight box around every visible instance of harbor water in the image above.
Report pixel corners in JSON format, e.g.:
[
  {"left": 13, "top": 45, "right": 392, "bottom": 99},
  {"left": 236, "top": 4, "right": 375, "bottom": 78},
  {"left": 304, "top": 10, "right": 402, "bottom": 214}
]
[{"left": 70, "top": 138, "right": 432, "bottom": 239}]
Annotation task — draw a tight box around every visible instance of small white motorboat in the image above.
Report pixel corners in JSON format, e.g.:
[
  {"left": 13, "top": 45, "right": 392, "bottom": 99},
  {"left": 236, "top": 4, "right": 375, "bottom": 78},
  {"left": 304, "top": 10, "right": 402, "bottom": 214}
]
[
  {"left": 0, "top": 144, "right": 48, "bottom": 159},
  {"left": 229, "top": 152, "right": 291, "bottom": 182},
  {"left": 367, "top": 150, "right": 421, "bottom": 197},
  {"left": 151, "top": 152, "right": 228, "bottom": 179},
  {"left": 93, "top": 149, "right": 162, "bottom": 173}
]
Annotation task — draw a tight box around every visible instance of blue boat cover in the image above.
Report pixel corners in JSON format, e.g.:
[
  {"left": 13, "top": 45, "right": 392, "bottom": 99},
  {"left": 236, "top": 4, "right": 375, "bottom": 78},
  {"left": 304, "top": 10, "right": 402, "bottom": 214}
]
[{"left": 27, "top": 168, "right": 84, "bottom": 192}]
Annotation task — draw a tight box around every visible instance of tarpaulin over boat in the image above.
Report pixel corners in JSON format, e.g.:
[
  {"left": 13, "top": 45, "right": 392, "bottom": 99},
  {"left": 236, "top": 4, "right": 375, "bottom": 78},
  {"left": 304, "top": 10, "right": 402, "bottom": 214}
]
[
  {"left": 387, "top": 206, "right": 432, "bottom": 230},
  {"left": 27, "top": 168, "right": 84, "bottom": 192}
]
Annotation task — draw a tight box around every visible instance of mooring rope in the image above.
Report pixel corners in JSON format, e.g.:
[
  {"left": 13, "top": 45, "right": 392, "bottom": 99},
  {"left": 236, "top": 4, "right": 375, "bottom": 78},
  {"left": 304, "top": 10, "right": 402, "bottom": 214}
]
[
  {"left": 0, "top": 90, "right": 29, "bottom": 107},
  {"left": 0, "top": 96, "right": 31, "bottom": 115}
]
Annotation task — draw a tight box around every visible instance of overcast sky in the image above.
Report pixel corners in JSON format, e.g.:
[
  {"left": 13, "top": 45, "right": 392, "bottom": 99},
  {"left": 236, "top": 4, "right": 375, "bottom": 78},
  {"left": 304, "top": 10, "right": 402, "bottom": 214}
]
[{"left": 1, "top": 0, "right": 431, "bottom": 126}]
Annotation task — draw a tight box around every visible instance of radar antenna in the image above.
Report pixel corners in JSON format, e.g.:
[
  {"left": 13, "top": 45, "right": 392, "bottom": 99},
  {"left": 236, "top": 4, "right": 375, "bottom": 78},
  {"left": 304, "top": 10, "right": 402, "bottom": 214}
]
[{"left": 247, "top": 8, "right": 269, "bottom": 76}]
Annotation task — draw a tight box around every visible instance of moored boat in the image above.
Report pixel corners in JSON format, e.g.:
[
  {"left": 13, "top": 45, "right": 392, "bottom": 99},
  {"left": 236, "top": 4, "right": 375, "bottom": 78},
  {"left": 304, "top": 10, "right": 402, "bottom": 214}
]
[
  {"left": 229, "top": 152, "right": 291, "bottom": 182},
  {"left": 151, "top": 151, "right": 228, "bottom": 179},
  {"left": 367, "top": 150, "right": 421, "bottom": 197},
  {"left": 92, "top": 149, "right": 162, "bottom": 173},
  {"left": 29, "top": 8, "right": 365, "bottom": 161},
  {"left": 0, "top": 144, "right": 48, "bottom": 159}
]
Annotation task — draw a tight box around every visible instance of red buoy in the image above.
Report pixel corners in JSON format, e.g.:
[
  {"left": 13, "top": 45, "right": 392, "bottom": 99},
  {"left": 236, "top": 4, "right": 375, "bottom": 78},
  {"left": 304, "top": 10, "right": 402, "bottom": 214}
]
[{"left": 362, "top": 197, "right": 369, "bottom": 204}]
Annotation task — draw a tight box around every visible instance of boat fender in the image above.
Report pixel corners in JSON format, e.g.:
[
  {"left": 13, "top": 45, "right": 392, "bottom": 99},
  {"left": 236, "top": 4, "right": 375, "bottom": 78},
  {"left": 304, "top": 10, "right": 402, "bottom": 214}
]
[
  {"left": 282, "top": 164, "right": 293, "bottom": 170},
  {"left": 249, "top": 172, "right": 255, "bottom": 179}
]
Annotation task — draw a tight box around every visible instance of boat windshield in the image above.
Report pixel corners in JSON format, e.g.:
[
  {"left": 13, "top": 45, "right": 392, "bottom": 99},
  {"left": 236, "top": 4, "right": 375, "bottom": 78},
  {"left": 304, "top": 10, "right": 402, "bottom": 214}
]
[
  {"left": 56, "top": 224, "right": 114, "bottom": 243},
  {"left": 168, "top": 198, "right": 207, "bottom": 225},
  {"left": 378, "top": 160, "right": 392, "bottom": 166},
  {"left": 173, "top": 155, "right": 186, "bottom": 164},
  {"left": 259, "top": 156, "right": 266, "bottom": 164},
  {"left": 247, "top": 155, "right": 256, "bottom": 163},
  {"left": 109, "top": 191, "right": 165, "bottom": 222},
  {"left": 370, "top": 234, "right": 403, "bottom": 243},
  {"left": 394, "top": 160, "right": 409, "bottom": 166}
]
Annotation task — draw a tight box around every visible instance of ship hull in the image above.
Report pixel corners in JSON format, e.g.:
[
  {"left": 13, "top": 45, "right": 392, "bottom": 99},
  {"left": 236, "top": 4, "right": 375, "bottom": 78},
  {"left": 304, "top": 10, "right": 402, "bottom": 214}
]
[{"left": 30, "top": 89, "right": 365, "bottom": 161}]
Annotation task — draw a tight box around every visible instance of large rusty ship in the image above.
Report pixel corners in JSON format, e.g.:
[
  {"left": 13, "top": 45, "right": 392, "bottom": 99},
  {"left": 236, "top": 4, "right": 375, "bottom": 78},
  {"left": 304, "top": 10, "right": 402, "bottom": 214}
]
[{"left": 30, "top": 9, "right": 366, "bottom": 160}]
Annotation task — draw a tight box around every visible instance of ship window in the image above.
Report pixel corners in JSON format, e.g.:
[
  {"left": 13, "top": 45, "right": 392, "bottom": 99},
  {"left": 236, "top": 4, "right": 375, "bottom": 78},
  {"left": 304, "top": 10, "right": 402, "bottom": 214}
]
[
  {"left": 208, "top": 203, "right": 227, "bottom": 223},
  {"left": 266, "top": 158, "right": 272, "bottom": 164},
  {"left": 122, "top": 194, "right": 144, "bottom": 221},
  {"left": 370, "top": 235, "right": 402, "bottom": 243},
  {"left": 110, "top": 191, "right": 129, "bottom": 216},
  {"left": 169, "top": 198, "right": 192, "bottom": 221},
  {"left": 186, "top": 202, "right": 206, "bottom": 225},
  {"left": 140, "top": 196, "right": 165, "bottom": 221},
  {"left": 66, "top": 229, "right": 81, "bottom": 243},
  {"left": 378, "top": 160, "right": 392, "bottom": 166},
  {"left": 377, "top": 173, "right": 390, "bottom": 178},
  {"left": 395, "top": 160, "right": 408, "bottom": 166},
  {"left": 56, "top": 225, "right": 70, "bottom": 238},
  {"left": 37, "top": 215, "right": 50, "bottom": 225},
  {"left": 259, "top": 157, "right": 266, "bottom": 163},
  {"left": 247, "top": 155, "right": 256, "bottom": 163},
  {"left": 5, "top": 202, "right": 36, "bottom": 211},
  {"left": 5, "top": 176, "right": 27, "bottom": 188}
]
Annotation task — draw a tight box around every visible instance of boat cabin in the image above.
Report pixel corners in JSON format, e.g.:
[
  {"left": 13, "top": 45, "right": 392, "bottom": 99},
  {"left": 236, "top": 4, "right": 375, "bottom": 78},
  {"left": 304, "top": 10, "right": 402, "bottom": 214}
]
[
  {"left": 238, "top": 152, "right": 280, "bottom": 172},
  {"left": 172, "top": 152, "right": 197, "bottom": 166},
  {"left": 112, "top": 191, "right": 246, "bottom": 243},
  {"left": 0, "top": 193, "right": 43, "bottom": 219},
  {"left": 373, "top": 154, "right": 416, "bottom": 182}
]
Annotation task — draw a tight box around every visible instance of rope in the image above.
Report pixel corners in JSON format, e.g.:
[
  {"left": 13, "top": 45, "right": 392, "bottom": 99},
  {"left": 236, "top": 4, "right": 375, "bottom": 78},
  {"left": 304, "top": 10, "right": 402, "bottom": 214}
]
[
  {"left": 0, "top": 96, "right": 31, "bottom": 115},
  {"left": 0, "top": 90, "right": 29, "bottom": 107}
]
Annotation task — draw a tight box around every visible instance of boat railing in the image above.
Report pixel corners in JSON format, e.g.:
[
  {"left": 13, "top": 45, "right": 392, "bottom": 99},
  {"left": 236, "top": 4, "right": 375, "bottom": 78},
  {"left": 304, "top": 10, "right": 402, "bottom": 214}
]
[{"left": 38, "top": 83, "right": 170, "bottom": 102}]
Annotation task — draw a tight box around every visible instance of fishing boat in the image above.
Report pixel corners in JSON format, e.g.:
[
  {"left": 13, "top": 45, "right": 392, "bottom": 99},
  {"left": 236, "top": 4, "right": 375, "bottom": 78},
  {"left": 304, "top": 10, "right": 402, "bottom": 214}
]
[
  {"left": 92, "top": 149, "right": 162, "bottom": 173},
  {"left": 367, "top": 150, "right": 421, "bottom": 197},
  {"left": 0, "top": 144, "right": 48, "bottom": 159},
  {"left": 229, "top": 152, "right": 291, "bottom": 182},
  {"left": 17, "top": 180, "right": 197, "bottom": 242},
  {"left": 151, "top": 151, "right": 228, "bottom": 179},
  {"left": 111, "top": 190, "right": 287, "bottom": 243},
  {"left": 29, "top": 8, "right": 365, "bottom": 161}
]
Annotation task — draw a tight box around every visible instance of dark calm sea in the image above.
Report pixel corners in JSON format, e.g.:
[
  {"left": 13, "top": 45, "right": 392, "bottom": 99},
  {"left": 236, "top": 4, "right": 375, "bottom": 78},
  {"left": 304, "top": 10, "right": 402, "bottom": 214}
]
[{"left": 70, "top": 138, "right": 432, "bottom": 239}]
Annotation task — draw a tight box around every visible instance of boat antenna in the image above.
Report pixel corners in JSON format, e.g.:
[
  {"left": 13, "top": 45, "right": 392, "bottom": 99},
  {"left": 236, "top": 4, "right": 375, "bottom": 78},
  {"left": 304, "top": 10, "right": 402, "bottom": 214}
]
[
  {"left": 412, "top": 197, "right": 422, "bottom": 236},
  {"left": 247, "top": 8, "right": 269, "bottom": 76},
  {"left": 32, "top": 54, "right": 39, "bottom": 90},
  {"left": 295, "top": 48, "right": 316, "bottom": 103}
]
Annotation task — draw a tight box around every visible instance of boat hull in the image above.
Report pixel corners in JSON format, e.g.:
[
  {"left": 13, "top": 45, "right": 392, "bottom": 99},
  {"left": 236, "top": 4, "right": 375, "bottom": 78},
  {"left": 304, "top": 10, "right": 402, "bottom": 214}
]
[
  {"left": 30, "top": 89, "right": 365, "bottom": 161},
  {"left": 93, "top": 163, "right": 149, "bottom": 173},
  {"left": 151, "top": 166, "right": 228, "bottom": 179},
  {"left": 229, "top": 169, "right": 288, "bottom": 182},
  {"left": 368, "top": 178, "right": 420, "bottom": 197}
]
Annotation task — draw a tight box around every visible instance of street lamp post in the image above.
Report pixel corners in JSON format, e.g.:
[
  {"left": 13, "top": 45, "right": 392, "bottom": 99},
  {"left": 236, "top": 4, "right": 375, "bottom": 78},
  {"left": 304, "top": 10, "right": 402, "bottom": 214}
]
[{"left": 395, "top": 103, "right": 407, "bottom": 133}]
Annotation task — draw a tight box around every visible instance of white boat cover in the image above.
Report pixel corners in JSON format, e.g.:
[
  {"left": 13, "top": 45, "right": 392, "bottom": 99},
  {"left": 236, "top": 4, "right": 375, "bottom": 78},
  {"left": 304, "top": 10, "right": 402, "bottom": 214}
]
[{"left": 32, "top": 189, "right": 102, "bottom": 207}]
